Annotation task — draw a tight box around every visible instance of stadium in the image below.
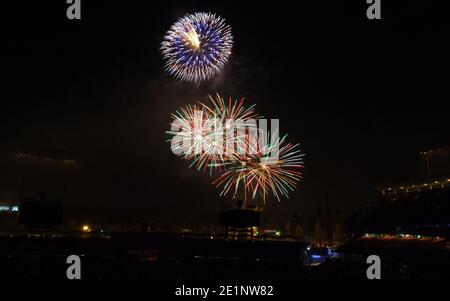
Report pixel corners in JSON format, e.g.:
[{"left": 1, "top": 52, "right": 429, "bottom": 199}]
[{"left": 1, "top": 0, "right": 449, "bottom": 287}]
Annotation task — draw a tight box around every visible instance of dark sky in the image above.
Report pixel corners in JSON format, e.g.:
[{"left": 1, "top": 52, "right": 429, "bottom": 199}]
[{"left": 1, "top": 1, "right": 449, "bottom": 226}]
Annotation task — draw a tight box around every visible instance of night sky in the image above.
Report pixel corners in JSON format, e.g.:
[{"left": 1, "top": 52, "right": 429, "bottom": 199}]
[{"left": 1, "top": 1, "right": 449, "bottom": 227}]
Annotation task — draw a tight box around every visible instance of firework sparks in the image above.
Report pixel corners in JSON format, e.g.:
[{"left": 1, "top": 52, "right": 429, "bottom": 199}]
[
  {"left": 167, "top": 94, "right": 260, "bottom": 173},
  {"left": 212, "top": 133, "right": 305, "bottom": 202},
  {"left": 167, "top": 94, "right": 305, "bottom": 202},
  {"left": 161, "top": 12, "right": 233, "bottom": 82}
]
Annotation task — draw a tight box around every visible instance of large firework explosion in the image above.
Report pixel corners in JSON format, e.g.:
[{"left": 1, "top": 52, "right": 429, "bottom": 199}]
[
  {"left": 167, "top": 94, "right": 260, "bottom": 173},
  {"left": 212, "top": 133, "right": 305, "bottom": 202},
  {"left": 168, "top": 94, "right": 305, "bottom": 202},
  {"left": 161, "top": 13, "right": 233, "bottom": 82}
]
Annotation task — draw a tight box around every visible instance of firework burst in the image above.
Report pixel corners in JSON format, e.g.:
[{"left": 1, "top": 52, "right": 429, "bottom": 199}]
[
  {"left": 161, "top": 13, "right": 233, "bottom": 82},
  {"left": 167, "top": 94, "right": 260, "bottom": 173},
  {"left": 212, "top": 133, "right": 305, "bottom": 202},
  {"left": 167, "top": 94, "right": 305, "bottom": 202}
]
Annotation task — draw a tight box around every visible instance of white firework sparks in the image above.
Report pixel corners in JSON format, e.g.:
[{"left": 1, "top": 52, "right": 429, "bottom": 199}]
[{"left": 161, "top": 12, "right": 233, "bottom": 82}]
